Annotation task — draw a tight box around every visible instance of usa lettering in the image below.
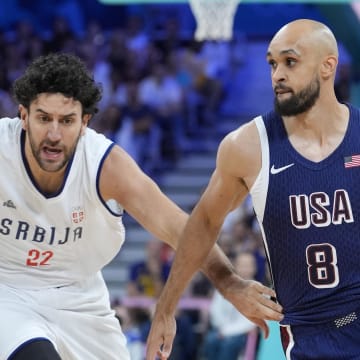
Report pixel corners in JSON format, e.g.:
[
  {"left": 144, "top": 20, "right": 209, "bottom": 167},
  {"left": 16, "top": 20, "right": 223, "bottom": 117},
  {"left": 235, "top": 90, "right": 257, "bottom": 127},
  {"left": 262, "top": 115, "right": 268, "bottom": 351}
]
[
  {"left": 0, "top": 218, "right": 83, "bottom": 244},
  {"left": 289, "top": 190, "right": 354, "bottom": 229}
]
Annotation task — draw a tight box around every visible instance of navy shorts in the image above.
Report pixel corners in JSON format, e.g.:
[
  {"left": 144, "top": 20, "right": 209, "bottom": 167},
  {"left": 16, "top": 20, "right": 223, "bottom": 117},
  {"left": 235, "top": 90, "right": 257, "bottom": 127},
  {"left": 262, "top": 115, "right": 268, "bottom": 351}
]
[{"left": 280, "top": 310, "right": 360, "bottom": 359}]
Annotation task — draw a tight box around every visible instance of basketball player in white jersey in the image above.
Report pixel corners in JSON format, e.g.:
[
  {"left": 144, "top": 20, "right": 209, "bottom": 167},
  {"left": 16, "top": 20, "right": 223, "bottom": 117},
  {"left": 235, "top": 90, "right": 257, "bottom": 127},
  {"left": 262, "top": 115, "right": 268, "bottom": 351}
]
[{"left": 0, "top": 53, "right": 282, "bottom": 360}]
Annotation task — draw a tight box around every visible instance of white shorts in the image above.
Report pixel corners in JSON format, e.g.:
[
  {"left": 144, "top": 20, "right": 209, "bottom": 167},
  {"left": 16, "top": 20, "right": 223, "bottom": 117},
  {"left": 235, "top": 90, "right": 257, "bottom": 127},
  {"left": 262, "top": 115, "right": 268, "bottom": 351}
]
[{"left": 0, "top": 273, "right": 130, "bottom": 360}]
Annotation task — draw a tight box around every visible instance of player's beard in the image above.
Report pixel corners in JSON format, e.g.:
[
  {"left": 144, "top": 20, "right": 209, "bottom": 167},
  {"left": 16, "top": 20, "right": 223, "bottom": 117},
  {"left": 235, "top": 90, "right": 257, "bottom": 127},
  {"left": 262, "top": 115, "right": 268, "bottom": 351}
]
[
  {"left": 274, "top": 75, "right": 320, "bottom": 116},
  {"left": 27, "top": 127, "right": 82, "bottom": 173}
]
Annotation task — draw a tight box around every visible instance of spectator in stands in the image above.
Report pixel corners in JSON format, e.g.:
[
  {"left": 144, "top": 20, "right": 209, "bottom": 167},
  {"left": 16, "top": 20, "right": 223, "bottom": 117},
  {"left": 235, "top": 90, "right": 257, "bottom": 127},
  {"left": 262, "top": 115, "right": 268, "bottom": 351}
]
[
  {"left": 334, "top": 42, "right": 352, "bottom": 103},
  {"left": 154, "top": 17, "right": 185, "bottom": 64},
  {"left": 97, "top": 65, "right": 129, "bottom": 111},
  {"left": 91, "top": 99, "right": 159, "bottom": 172},
  {"left": 124, "top": 14, "right": 150, "bottom": 61},
  {"left": 139, "top": 62, "right": 185, "bottom": 165},
  {"left": 127, "top": 238, "right": 171, "bottom": 298},
  {"left": 197, "top": 40, "right": 231, "bottom": 88},
  {"left": 117, "top": 80, "right": 161, "bottom": 175},
  {"left": 335, "top": 62, "right": 351, "bottom": 102},
  {"left": 0, "top": 64, "right": 16, "bottom": 117},
  {"left": 3, "top": 42, "right": 27, "bottom": 84},
  {"left": 90, "top": 102, "right": 122, "bottom": 140},
  {"left": 126, "top": 238, "right": 197, "bottom": 360},
  {"left": 174, "top": 46, "right": 223, "bottom": 133},
  {"left": 12, "top": 20, "right": 37, "bottom": 61},
  {"left": 114, "top": 305, "right": 149, "bottom": 360},
  {"left": 45, "top": 15, "right": 75, "bottom": 52},
  {"left": 97, "top": 30, "right": 134, "bottom": 109},
  {"left": 26, "top": 35, "right": 46, "bottom": 61}
]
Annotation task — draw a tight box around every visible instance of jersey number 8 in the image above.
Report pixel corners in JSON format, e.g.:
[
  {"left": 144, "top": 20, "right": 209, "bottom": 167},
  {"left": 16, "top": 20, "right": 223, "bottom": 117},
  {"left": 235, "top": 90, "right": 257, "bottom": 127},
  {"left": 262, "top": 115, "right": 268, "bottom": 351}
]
[{"left": 306, "top": 243, "right": 339, "bottom": 289}]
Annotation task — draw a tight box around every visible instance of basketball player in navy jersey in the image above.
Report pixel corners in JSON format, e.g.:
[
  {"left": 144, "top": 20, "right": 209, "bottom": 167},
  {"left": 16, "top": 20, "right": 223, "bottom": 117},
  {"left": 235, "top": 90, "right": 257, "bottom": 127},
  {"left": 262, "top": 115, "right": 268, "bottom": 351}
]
[
  {"left": 146, "top": 19, "right": 360, "bottom": 360},
  {"left": 0, "top": 53, "right": 282, "bottom": 360}
]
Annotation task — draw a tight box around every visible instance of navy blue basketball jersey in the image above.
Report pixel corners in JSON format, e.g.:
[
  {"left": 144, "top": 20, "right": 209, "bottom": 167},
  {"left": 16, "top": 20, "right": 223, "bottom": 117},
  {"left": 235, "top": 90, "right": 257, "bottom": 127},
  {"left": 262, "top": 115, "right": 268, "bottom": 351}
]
[{"left": 250, "top": 104, "right": 360, "bottom": 326}]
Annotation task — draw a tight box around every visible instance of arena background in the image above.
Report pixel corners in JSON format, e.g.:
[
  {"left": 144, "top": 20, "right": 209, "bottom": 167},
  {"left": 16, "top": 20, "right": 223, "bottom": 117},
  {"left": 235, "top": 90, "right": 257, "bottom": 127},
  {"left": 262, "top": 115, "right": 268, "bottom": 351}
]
[{"left": 0, "top": 1, "right": 358, "bottom": 359}]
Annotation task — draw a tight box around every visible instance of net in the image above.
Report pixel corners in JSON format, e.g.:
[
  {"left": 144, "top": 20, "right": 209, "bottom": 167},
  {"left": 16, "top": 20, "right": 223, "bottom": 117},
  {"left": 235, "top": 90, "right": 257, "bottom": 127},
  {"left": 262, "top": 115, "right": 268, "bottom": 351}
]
[{"left": 189, "top": 0, "right": 240, "bottom": 41}]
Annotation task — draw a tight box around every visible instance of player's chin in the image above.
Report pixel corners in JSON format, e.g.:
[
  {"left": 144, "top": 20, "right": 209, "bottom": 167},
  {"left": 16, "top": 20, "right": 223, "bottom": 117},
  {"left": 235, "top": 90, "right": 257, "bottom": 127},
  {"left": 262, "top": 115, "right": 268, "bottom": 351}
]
[{"left": 39, "top": 158, "right": 66, "bottom": 172}]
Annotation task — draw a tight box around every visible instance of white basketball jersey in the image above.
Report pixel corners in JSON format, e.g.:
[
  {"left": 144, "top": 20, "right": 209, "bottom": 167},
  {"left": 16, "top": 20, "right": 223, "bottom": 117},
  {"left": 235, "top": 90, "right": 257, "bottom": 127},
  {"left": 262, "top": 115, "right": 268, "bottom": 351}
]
[{"left": 0, "top": 117, "right": 125, "bottom": 288}]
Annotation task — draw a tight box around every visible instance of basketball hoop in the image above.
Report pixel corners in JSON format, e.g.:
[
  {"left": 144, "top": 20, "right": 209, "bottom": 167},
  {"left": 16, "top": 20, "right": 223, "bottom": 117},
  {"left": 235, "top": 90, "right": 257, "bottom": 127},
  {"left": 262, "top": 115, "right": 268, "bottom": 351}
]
[{"left": 189, "top": 0, "right": 240, "bottom": 41}]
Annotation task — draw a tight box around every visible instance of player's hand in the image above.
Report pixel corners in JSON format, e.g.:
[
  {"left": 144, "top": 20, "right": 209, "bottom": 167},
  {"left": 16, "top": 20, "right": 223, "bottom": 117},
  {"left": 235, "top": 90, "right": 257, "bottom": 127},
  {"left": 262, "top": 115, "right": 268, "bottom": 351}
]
[
  {"left": 146, "top": 308, "right": 176, "bottom": 360},
  {"left": 220, "top": 275, "right": 284, "bottom": 338}
]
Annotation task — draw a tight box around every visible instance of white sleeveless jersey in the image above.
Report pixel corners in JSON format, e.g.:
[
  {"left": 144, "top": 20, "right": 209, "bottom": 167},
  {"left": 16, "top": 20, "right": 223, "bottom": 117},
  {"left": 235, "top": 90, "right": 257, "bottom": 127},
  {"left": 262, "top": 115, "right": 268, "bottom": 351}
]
[{"left": 0, "top": 117, "right": 125, "bottom": 289}]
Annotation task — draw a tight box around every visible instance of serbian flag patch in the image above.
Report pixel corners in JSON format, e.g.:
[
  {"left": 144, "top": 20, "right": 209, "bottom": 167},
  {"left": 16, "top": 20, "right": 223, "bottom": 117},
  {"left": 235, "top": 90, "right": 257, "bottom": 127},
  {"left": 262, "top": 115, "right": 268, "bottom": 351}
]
[{"left": 344, "top": 155, "right": 360, "bottom": 168}]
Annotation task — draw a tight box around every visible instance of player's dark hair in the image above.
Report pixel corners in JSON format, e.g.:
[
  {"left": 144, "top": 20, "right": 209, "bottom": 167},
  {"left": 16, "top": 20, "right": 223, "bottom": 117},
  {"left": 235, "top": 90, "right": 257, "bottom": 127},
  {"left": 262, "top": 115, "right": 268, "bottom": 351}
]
[{"left": 12, "top": 53, "right": 102, "bottom": 115}]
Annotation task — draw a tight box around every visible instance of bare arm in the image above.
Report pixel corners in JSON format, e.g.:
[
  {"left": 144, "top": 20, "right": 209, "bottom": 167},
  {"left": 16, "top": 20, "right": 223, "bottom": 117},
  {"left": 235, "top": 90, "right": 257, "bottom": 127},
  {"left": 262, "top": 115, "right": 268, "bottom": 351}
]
[
  {"left": 147, "top": 121, "right": 263, "bottom": 310},
  {"left": 146, "top": 122, "right": 283, "bottom": 359},
  {"left": 98, "top": 144, "right": 246, "bottom": 293},
  {"left": 100, "top": 145, "right": 186, "bottom": 247}
]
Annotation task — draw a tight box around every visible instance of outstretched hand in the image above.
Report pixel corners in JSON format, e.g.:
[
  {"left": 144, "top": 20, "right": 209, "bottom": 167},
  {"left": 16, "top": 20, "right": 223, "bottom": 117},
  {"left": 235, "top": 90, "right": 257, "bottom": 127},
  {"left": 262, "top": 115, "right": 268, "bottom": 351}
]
[
  {"left": 220, "top": 275, "right": 284, "bottom": 339},
  {"left": 146, "top": 308, "right": 176, "bottom": 360},
  {"left": 145, "top": 276, "right": 283, "bottom": 360}
]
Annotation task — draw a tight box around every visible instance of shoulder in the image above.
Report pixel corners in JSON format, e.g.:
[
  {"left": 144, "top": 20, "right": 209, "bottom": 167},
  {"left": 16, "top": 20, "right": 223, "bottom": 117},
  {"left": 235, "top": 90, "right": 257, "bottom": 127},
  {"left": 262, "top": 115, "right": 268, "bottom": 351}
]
[
  {"left": 0, "top": 116, "right": 21, "bottom": 129},
  {"left": 84, "top": 126, "right": 112, "bottom": 143},
  {"left": 0, "top": 117, "right": 22, "bottom": 141},
  {"left": 218, "top": 120, "right": 261, "bottom": 167},
  {"left": 221, "top": 120, "right": 260, "bottom": 149},
  {"left": 214, "top": 118, "right": 264, "bottom": 189},
  {"left": 82, "top": 126, "right": 114, "bottom": 155}
]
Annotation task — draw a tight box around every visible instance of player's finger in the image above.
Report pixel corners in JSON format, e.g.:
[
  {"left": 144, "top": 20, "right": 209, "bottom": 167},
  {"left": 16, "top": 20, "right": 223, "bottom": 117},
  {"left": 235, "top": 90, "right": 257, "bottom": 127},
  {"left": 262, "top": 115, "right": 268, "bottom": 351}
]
[
  {"left": 261, "top": 296, "right": 283, "bottom": 314},
  {"left": 159, "top": 334, "right": 173, "bottom": 359},
  {"left": 157, "top": 349, "right": 169, "bottom": 360},
  {"left": 258, "top": 284, "right": 277, "bottom": 299},
  {"left": 257, "top": 286, "right": 283, "bottom": 313},
  {"left": 146, "top": 339, "right": 162, "bottom": 360},
  {"left": 257, "top": 302, "right": 284, "bottom": 322}
]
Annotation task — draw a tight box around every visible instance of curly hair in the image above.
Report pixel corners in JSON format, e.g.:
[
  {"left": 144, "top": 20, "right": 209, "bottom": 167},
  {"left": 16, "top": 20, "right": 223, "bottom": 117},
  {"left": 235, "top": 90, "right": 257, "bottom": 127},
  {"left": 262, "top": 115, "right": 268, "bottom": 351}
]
[{"left": 12, "top": 53, "right": 102, "bottom": 115}]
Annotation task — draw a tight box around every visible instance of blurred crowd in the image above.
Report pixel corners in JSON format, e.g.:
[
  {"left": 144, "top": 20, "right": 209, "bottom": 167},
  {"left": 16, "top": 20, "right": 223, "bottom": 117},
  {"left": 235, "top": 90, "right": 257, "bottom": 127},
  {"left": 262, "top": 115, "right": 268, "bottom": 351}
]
[
  {"left": 0, "top": 9, "right": 353, "bottom": 360},
  {"left": 0, "top": 13, "right": 247, "bottom": 176}
]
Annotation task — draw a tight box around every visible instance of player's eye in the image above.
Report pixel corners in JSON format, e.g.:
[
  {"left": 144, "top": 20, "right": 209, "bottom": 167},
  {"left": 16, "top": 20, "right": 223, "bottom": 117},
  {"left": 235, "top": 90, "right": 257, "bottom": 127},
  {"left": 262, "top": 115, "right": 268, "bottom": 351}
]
[
  {"left": 39, "top": 115, "right": 49, "bottom": 122},
  {"left": 286, "top": 58, "right": 297, "bottom": 67},
  {"left": 61, "top": 118, "right": 73, "bottom": 125},
  {"left": 268, "top": 60, "right": 277, "bottom": 69}
]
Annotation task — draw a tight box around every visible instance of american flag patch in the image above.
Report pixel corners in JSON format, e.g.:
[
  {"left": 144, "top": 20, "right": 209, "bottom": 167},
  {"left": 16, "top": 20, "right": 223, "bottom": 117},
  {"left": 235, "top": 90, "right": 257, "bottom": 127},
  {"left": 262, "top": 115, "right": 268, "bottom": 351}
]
[{"left": 344, "top": 155, "right": 360, "bottom": 168}]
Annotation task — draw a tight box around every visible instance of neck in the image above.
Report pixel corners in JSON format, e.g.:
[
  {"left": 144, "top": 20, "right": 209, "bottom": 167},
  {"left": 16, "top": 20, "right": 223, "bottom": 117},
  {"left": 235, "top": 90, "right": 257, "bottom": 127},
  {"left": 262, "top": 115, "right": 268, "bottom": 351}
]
[
  {"left": 283, "top": 97, "right": 348, "bottom": 135},
  {"left": 282, "top": 101, "right": 349, "bottom": 162}
]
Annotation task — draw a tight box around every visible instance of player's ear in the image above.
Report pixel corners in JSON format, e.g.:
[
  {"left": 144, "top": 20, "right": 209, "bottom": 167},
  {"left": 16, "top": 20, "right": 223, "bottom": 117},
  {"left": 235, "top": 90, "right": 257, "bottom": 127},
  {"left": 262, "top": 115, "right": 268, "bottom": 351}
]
[
  {"left": 19, "top": 104, "right": 28, "bottom": 130},
  {"left": 81, "top": 114, "right": 91, "bottom": 135},
  {"left": 321, "top": 55, "right": 337, "bottom": 80}
]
